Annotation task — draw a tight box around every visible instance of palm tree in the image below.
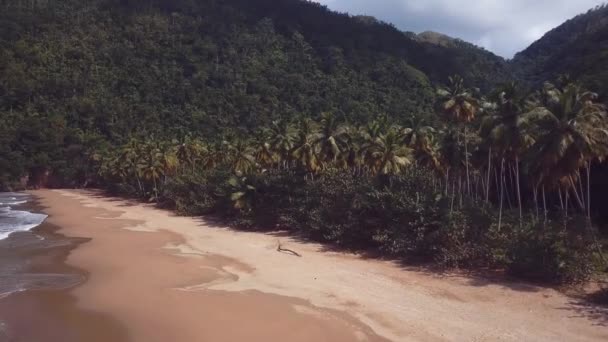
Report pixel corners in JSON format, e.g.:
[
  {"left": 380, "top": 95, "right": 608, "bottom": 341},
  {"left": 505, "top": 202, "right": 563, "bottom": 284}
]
[
  {"left": 252, "top": 130, "right": 276, "bottom": 169},
  {"left": 175, "top": 135, "right": 207, "bottom": 173},
  {"left": 313, "top": 112, "right": 349, "bottom": 165},
  {"left": 366, "top": 126, "right": 412, "bottom": 176},
  {"left": 437, "top": 75, "right": 479, "bottom": 194},
  {"left": 292, "top": 117, "right": 321, "bottom": 175},
  {"left": 267, "top": 119, "right": 295, "bottom": 169},
  {"left": 525, "top": 82, "right": 608, "bottom": 221},
  {"left": 481, "top": 81, "right": 535, "bottom": 226},
  {"left": 138, "top": 142, "right": 165, "bottom": 201},
  {"left": 227, "top": 176, "right": 258, "bottom": 212},
  {"left": 402, "top": 115, "right": 440, "bottom": 172},
  {"left": 225, "top": 138, "right": 257, "bottom": 174}
]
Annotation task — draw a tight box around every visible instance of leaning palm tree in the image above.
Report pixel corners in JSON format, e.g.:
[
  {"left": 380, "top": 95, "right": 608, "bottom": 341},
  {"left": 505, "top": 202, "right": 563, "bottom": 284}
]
[
  {"left": 437, "top": 75, "right": 480, "bottom": 194},
  {"left": 366, "top": 126, "right": 412, "bottom": 176}
]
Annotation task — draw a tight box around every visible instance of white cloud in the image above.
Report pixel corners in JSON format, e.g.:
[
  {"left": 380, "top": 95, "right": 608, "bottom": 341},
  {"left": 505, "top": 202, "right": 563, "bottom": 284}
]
[{"left": 314, "top": 0, "right": 605, "bottom": 58}]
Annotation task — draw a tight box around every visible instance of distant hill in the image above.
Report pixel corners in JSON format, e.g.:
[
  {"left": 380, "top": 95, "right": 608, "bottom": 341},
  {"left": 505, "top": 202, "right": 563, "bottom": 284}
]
[{"left": 511, "top": 4, "right": 608, "bottom": 96}]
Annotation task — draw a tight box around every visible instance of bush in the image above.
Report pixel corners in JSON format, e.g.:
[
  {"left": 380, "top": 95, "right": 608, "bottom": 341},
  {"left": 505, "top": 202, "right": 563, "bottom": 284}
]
[
  {"left": 507, "top": 219, "right": 598, "bottom": 284},
  {"left": 159, "top": 167, "right": 600, "bottom": 284}
]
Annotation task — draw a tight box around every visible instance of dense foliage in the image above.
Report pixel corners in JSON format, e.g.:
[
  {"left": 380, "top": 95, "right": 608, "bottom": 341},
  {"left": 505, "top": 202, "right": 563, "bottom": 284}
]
[{"left": 2, "top": 0, "right": 608, "bottom": 284}]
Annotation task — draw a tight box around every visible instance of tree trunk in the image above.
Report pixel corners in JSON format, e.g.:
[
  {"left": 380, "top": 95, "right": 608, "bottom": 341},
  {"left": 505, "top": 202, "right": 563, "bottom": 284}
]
[
  {"left": 464, "top": 125, "right": 471, "bottom": 195},
  {"left": 486, "top": 147, "right": 492, "bottom": 203},
  {"left": 568, "top": 176, "right": 585, "bottom": 212},
  {"left": 542, "top": 185, "right": 547, "bottom": 225},
  {"left": 586, "top": 164, "right": 591, "bottom": 222},
  {"left": 515, "top": 156, "right": 522, "bottom": 228},
  {"left": 498, "top": 158, "right": 505, "bottom": 230}
]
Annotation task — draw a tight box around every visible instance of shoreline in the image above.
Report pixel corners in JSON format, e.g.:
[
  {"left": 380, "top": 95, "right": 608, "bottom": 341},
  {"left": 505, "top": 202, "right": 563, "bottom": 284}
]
[
  {"left": 19, "top": 189, "right": 608, "bottom": 341},
  {"left": 0, "top": 207, "right": 129, "bottom": 342},
  {"left": 31, "top": 189, "right": 385, "bottom": 342}
]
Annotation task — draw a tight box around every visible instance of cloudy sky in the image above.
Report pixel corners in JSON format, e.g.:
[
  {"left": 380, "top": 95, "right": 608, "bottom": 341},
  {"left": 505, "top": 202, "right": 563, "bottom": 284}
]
[{"left": 315, "top": 0, "right": 605, "bottom": 58}]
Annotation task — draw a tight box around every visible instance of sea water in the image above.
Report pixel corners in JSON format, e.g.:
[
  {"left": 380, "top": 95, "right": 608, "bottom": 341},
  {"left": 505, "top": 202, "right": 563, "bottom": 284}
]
[
  {"left": 0, "top": 193, "right": 48, "bottom": 240},
  {"left": 0, "top": 192, "right": 84, "bottom": 300}
]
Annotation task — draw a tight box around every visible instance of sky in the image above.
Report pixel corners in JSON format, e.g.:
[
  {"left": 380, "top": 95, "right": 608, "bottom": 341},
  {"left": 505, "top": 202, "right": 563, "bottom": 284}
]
[{"left": 315, "top": 0, "right": 606, "bottom": 58}]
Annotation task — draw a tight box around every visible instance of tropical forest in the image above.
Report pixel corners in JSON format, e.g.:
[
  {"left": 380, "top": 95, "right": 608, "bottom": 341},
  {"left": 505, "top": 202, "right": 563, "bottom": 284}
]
[{"left": 2, "top": 0, "right": 608, "bottom": 286}]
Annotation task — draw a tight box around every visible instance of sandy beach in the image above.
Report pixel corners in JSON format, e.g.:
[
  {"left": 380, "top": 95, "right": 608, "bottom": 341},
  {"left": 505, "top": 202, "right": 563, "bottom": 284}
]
[{"left": 25, "top": 189, "right": 608, "bottom": 341}]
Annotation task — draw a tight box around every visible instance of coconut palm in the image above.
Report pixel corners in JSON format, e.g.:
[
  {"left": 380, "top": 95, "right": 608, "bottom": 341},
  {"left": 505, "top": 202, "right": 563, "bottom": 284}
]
[
  {"left": 252, "top": 130, "right": 276, "bottom": 169},
  {"left": 267, "top": 119, "right": 295, "bottom": 168},
  {"left": 175, "top": 135, "right": 207, "bottom": 173},
  {"left": 313, "top": 112, "right": 349, "bottom": 165},
  {"left": 437, "top": 75, "right": 480, "bottom": 194},
  {"left": 402, "top": 115, "right": 440, "bottom": 171},
  {"left": 366, "top": 126, "right": 412, "bottom": 176},
  {"left": 481, "top": 81, "right": 535, "bottom": 225},
  {"left": 292, "top": 117, "right": 321, "bottom": 174},
  {"left": 225, "top": 138, "right": 257, "bottom": 174},
  {"left": 228, "top": 176, "right": 257, "bottom": 212},
  {"left": 525, "top": 82, "right": 608, "bottom": 218}
]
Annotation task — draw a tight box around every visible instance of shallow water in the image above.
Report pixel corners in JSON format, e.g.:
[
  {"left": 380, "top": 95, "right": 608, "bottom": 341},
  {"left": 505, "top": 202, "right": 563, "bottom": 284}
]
[{"left": 0, "top": 193, "right": 84, "bottom": 299}]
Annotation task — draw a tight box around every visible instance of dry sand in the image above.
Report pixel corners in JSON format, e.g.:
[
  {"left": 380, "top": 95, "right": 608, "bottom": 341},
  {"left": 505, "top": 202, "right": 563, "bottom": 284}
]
[{"left": 32, "top": 189, "right": 608, "bottom": 341}]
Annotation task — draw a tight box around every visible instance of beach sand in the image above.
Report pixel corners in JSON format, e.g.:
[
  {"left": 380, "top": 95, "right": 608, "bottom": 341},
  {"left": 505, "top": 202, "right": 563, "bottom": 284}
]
[{"left": 26, "top": 189, "right": 608, "bottom": 341}]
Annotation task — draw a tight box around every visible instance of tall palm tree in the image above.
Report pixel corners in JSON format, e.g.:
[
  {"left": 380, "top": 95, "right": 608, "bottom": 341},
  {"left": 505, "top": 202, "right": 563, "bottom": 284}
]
[
  {"left": 481, "top": 81, "right": 535, "bottom": 226},
  {"left": 437, "top": 75, "right": 479, "bottom": 194},
  {"left": 525, "top": 82, "right": 608, "bottom": 220}
]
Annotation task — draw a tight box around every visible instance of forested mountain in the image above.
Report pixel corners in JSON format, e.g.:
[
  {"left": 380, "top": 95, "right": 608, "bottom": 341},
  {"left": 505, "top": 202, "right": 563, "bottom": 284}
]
[
  {"left": 511, "top": 4, "right": 608, "bottom": 96},
  {"left": 0, "top": 0, "right": 509, "bottom": 186},
  {"left": 3, "top": 0, "right": 608, "bottom": 284}
]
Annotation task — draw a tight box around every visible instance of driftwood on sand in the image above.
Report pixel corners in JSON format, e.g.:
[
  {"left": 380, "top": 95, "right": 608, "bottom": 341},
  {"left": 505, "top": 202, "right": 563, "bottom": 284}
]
[{"left": 277, "top": 240, "right": 302, "bottom": 257}]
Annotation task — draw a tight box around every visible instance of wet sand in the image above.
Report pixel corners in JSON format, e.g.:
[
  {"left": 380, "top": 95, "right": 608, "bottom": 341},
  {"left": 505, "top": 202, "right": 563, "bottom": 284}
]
[
  {"left": 22, "top": 189, "right": 608, "bottom": 341},
  {"left": 0, "top": 221, "right": 128, "bottom": 342}
]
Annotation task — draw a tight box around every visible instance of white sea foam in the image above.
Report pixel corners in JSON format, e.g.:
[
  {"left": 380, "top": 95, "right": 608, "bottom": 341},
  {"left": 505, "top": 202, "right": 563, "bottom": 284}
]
[{"left": 0, "top": 193, "right": 47, "bottom": 241}]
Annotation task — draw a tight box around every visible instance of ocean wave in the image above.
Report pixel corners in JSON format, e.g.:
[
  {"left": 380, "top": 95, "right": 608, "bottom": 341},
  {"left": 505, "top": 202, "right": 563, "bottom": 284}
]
[{"left": 0, "top": 208, "right": 48, "bottom": 241}]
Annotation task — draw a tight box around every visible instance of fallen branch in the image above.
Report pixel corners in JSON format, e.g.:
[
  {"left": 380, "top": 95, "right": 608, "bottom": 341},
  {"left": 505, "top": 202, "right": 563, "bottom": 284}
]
[{"left": 277, "top": 240, "right": 302, "bottom": 257}]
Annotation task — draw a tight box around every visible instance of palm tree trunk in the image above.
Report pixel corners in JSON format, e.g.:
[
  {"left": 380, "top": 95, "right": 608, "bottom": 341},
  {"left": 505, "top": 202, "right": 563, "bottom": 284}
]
[
  {"left": 498, "top": 158, "right": 505, "bottom": 230},
  {"left": 153, "top": 176, "right": 158, "bottom": 202},
  {"left": 568, "top": 176, "right": 585, "bottom": 212},
  {"left": 458, "top": 175, "right": 463, "bottom": 208},
  {"left": 586, "top": 163, "right": 591, "bottom": 222},
  {"left": 542, "top": 185, "right": 548, "bottom": 225},
  {"left": 464, "top": 125, "right": 471, "bottom": 195},
  {"left": 486, "top": 147, "right": 492, "bottom": 203},
  {"left": 445, "top": 169, "right": 450, "bottom": 195},
  {"left": 533, "top": 186, "right": 539, "bottom": 223},
  {"left": 515, "top": 156, "right": 522, "bottom": 228},
  {"left": 505, "top": 163, "right": 514, "bottom": 210},
  {"left": 450, "top": 179, "right": 456, "bottom": 214}
]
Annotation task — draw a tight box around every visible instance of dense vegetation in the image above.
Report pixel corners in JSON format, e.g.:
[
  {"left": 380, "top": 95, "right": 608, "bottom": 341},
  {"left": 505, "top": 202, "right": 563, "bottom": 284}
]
[{"left": 2, "top": 0, "right": 608, "bottom": 284}]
